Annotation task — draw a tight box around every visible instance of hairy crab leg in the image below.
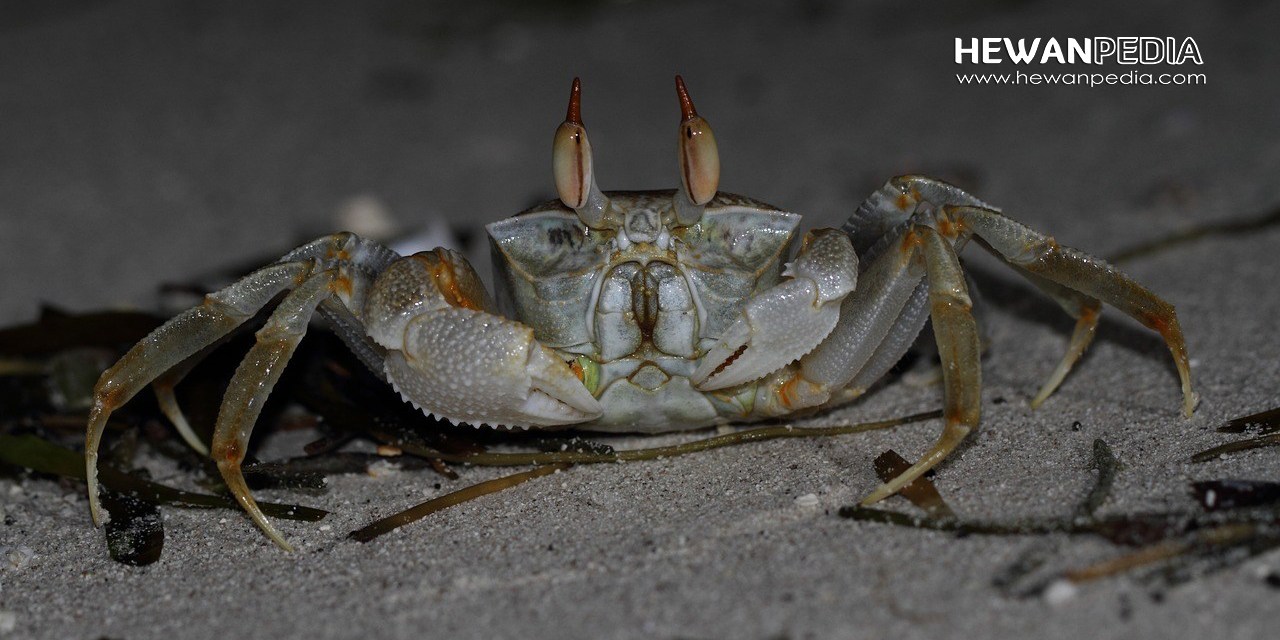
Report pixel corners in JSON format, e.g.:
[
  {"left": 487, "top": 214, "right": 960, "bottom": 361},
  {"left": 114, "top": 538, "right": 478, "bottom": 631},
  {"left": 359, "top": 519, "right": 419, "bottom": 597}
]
[
  {"left": 862, "top": 226, "right": 981, "bottom": 504},
  {"left": 211, "top": 269, "right": 340, "bottom": 551},
  {"left": 953, "top": 205, "right": 1197, "bottom": 416},
  {"left": 86, "top": 261, "right": 312, "bottom": 526}
]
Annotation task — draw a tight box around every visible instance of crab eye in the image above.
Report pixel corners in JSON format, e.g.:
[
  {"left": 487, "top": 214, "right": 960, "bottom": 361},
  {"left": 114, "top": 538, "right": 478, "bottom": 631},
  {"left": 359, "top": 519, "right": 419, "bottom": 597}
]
[
  {"left": 675, "top": 76, "right": 720, "bottom": 206},
  {"left": 554, "top": 121, "right": 592, "bottom": 209},
  {"left": 553, "top": 78, "right": 592, "bottom": 210}
]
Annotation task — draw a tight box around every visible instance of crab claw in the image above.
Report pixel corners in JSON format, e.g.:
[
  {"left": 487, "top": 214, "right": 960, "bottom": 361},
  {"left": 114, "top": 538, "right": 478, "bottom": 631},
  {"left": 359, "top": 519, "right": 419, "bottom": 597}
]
[
  {"left": 692, "top": 230, "right": 859, "bottom": 390},
  {"left": 384, "top": 306, "right": 602, "bottom": 428}
]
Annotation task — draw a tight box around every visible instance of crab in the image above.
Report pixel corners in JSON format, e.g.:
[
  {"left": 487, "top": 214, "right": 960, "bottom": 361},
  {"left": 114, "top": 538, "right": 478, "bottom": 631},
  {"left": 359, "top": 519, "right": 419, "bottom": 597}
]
[{"left": 84, "top": 77, "right": 1197, "bottom": 551}]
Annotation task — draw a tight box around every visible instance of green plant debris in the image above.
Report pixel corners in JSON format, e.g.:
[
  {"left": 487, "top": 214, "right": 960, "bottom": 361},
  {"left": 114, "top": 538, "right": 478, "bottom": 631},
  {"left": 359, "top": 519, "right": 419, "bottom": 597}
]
[
  {"left": 0, "top": 307, "right": 162, "bottom": 356},
  {"left": 1107, "top": 204, "right": 1280, "bottom": 264},
  {"left": 241, "top": 452, "right": 443, "bottom": 489},
  {"left": 528, "top": 435, "right": 616, "bottom": 456},
  {"left": 1078, "top": 439, "right": 1119, "bottom": 519},
  {"left": 368, "top": 410, "right": 942, "bottom": 468},
  {"left": 872, "top": 449, "right": 955, "bottom": 519},
  {"left": 350, "top": 463, "right": 572, "bottom": 543},
  {"left": 1191, "top": 480, "right": 1280, "bottom": 511},
  {"left": 840, "top": 438, "right": 1280, "bottom": 592},
  {"left": 0, "top": 434, "right": 326, "bottom": 521},
  {"left": 1190, "top": 433, "right": 1280, "bottom": 462},
  {"left": 1188, "top": 405, "right": 1280, "bottom": 462},
  {"left": 342, "top": 413, "right": 942, "bottom": 543},
  {"left": 1065, "top": 522, "right": 1280, "bottom": 586},
  {"left": 101, "top": 487, "right": 164, "bottom": 566},
  {"left": 1217, "top": 406, "right": 1280, "bottom": 435}
]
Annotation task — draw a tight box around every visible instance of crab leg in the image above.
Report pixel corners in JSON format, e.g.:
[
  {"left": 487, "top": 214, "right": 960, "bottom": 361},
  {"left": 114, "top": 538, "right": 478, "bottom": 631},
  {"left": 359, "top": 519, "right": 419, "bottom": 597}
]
[
  {"left": 862, "top": 226, "right": 981, "bottom": 504},
  {"left": 211, "top": 269, "right": 339, "bottom": 551},
  {"left": 85, "top": 260, "right": 312, "bottom": 526},
  {"left": 837, "top": 280, "right": 931, "bottom": 399},
  {"left": 86, "top": 232, "right": 400, "bottom": 527},
  {"left": 1003, "top": 270, "right": 1101, "bottom": 408},
  {"left": 764, "top": 229, "right": 931, "bottom": 411},
  {"left": 152, "top": 353, "right": 213, "bottom": 455},
  {"left": 954, "top": 206, "right": 1196, "bottom": 416}
]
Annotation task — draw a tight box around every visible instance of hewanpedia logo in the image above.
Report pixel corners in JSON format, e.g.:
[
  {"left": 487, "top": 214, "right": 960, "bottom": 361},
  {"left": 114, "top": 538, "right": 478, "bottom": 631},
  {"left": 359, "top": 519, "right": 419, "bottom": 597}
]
[
  {"left": 955, "top": 37, "right": 1203, "bottom": 65},
  {"left": 954, "top": 38, "right": 1205, "bottom": 86}
]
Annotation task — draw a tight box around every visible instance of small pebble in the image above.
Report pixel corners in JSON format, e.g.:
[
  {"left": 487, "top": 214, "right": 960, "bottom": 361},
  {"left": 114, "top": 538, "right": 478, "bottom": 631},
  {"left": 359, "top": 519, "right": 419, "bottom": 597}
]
[
  {"left": 367, "top": 460, "right": 401, "bottom": 478},
  {"left": 0, "top": 611, "right": 16, "bottom": 634},
  {"left": 4, "top": 547, "right": 34, "bottom": 571},
  {"left": 794, "top": 493, "right": 820, "bottom": 508},
  {"left": 1043, "top": 580, "right": 1078, "bottom": 607}
]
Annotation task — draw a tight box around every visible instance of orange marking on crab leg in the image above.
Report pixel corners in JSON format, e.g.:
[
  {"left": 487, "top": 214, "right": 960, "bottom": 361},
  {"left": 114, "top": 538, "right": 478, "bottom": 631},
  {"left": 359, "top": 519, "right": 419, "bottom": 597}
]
[
  {"left": 1139, "top": 309, "right": 1195, "bottom": 416},
  {"left": 1031, "top": 299, "right": 1100, "bottom": 408},
  {"left": 427, "top": 250, "right": 484, "bottom": 311},
  {"left": 208, "top": 271, "right": 337, "bottom": 551},
  {"left": 778, "top": 373, "right": 802, "bottom": 410},
  {"left": 763, "top": 368, "right": 829, "bottom": 414},
  {"left": 898, "top": 229, "right": 924, "bottom": 259},
  {"left": 331, "top": 274, "right": 354, "bottom": 299},
  {"left": 863, "top": 227, "right": 980, "bottom": 505},
  {"left": 953, "top": 206, "right": 1196, "bottom": 416}
]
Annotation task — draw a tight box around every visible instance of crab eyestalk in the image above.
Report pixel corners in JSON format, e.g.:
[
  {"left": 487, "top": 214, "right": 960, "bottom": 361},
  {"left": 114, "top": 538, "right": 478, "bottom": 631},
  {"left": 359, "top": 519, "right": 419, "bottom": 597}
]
[
  {"left": 553, "top": 77, "right": 612, "bottom": 229},
  {"left": 673, "top": 75, "right": 720, "bottom": 225}
]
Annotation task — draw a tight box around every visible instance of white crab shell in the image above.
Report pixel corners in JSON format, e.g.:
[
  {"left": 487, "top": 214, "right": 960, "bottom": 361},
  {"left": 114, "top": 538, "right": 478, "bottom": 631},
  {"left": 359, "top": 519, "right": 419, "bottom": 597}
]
[{"left": 488, "top": 190, "right": 799, "bottom": 432}]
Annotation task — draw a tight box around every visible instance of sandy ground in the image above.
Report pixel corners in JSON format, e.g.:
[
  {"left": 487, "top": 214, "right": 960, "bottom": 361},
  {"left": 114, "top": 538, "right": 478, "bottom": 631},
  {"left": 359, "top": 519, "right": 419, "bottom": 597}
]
[{"left": 2, "top": 1, "right": 1279, "bottom": 638}]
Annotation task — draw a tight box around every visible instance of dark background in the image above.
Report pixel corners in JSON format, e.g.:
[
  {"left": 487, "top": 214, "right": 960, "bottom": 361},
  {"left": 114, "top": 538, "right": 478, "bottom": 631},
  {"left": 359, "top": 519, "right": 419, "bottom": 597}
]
[{"left": 2, "top": 0, "right": 1274, "bottom": 323}]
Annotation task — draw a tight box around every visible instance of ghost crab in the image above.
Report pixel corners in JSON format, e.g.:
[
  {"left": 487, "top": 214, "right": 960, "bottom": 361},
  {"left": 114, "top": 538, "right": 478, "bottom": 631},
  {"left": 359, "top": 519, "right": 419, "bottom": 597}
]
[{"left": 85, "top": 77, "right": 1196, "bottom": 551}]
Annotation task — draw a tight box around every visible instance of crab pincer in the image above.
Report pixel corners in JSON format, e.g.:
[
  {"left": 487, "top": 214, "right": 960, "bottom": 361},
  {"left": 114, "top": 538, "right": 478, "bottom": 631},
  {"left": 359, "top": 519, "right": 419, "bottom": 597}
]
[
  {"left": 383, "top": 306, "right": 602, "bottom": 428},
  {"left": 692, "top": 229, "right": 858, "bottom": 390},
  {"left": 365, "top": 248, "right": 602, "bottom": 429}
]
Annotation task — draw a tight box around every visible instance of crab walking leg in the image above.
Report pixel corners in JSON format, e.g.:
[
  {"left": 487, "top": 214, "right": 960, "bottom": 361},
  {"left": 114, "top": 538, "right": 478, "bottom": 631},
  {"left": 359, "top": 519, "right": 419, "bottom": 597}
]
[
  {"left": 862, "top": 226, "right": 982, "bottom": 505},
  {"left": 834, "top": 280, "right": 931, "bottom": 401},
  {"left": 1007, "top": 270, "right": 1102, "bottom": 408},
  {"left": 954, "top": 206, "right": 1196, "bottom": 416},
  {"left": 766, "top": 233, "right": 929, "bottom": 411},
  {"left": 149, "top": 235, "right": 397, "bottom": 457},
  {"left": 152, "top": 354, "right": 212, "bottom": 455},
  {"left": 210, "top": 270, "right": 339, "bottom": 551},
  {"left": 85, "top": 261, "right": 312, "bottom": 526},
  {"left": 151, "top": 322, "right": 273, "bottom": 457}
]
